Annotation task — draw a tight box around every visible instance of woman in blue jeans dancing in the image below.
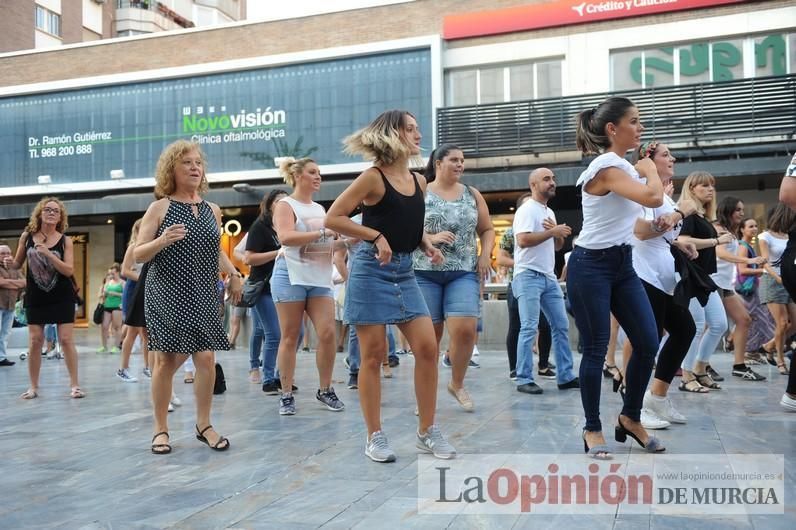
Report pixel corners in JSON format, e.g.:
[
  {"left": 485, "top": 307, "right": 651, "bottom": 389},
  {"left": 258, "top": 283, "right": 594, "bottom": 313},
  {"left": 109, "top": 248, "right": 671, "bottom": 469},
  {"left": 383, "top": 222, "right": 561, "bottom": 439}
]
[{"left": 568, "top": 96, "right": 666, "bottom": 458}]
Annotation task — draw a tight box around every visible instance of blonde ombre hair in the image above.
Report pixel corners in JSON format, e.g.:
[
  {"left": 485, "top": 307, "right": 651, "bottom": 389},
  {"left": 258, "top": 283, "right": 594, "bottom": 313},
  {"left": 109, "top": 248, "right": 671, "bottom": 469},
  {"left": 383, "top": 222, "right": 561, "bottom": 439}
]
[
  {"left": 278, "top": 157, "right": 316, "bottom": 187},
  {"left": 27, "top": 196, "right": 68, "bottom": 233},
  {"left": 343, "top": 110, "right": 416, "bottom": 166},
  {"left": 128, "top": 218, "right": 142, "bottom": 247},
  {"left": 154, "top": 140, "right": 208, "bottom": 199},
  {"left": 681, "top": 171, "right": 717, "bottom": 220}
]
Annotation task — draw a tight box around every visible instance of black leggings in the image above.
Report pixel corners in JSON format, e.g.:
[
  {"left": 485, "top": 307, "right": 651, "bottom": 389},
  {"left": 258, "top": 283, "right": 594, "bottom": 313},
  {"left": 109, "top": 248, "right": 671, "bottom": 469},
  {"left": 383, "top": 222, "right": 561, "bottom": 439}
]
[
  {"left": 642, "top": 280, "right": 696, "bottom": 384},
  {"left": 505, "top": 281, "right": 551, "bottom": 372},
  {"left": 779, "top": 247, "right": 796, "bottom": 395}
]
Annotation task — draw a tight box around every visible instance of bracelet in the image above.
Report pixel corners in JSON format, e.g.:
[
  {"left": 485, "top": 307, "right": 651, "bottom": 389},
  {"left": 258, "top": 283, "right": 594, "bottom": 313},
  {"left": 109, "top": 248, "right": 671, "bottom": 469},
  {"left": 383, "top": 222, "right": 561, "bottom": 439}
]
[
  {"left": 673, "top": 208, "right": 685, "bottom": 219},
  {"left": 713, "top": 238, "right": 718, "bottom": 247},
  {"left": 319, "top": 229, "right": 326, "bottom": 242},
  {"left": 370, "top": 232, "right": 384, "bottom": 244}
]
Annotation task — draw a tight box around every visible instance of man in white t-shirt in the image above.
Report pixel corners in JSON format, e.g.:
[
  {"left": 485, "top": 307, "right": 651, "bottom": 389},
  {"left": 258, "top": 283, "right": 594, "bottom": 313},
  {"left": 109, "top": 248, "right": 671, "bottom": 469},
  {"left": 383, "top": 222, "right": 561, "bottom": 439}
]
[{"left": 513, "top": 168, "right": 579, "bottom": 394}]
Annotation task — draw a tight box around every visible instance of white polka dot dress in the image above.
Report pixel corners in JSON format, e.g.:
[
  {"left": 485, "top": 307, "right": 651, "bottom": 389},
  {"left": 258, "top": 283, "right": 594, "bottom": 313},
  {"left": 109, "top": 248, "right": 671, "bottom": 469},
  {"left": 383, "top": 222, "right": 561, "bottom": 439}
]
[{"left": 144, "top": 198, "right": 230, "bottom": 354}]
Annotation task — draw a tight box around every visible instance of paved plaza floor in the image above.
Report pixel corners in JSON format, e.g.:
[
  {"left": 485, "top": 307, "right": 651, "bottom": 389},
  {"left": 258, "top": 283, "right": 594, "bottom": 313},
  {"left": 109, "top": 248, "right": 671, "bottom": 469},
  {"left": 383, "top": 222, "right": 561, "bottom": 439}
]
[{"left": 0, "top": 329, "right": 794, "bottom": 529}]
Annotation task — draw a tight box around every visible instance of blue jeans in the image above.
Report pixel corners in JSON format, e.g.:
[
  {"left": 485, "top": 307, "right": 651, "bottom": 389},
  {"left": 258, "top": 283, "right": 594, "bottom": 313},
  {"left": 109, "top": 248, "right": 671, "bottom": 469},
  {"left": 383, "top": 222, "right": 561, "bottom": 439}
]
[
  {"left": 512, "top": 269, "right": 576, "bottom": 386},
  {"left": 347, "top": 324, "right": 396, "bottom": 374},
  {"left": 249, "top": 309, "right": 264, "bottom": 370},
  {"left": 253, "top": 292, "right": 281, "bottom": 384},
  {"left": 566, "top": 245, "right": 659, "bottom": 432},
  {"left": 44, "top": 323, "right": 57, "bottom": 344},
  {"left": 681, "top": 291, "right": 726, "bottom": 371},
  {"left": 0, "top": 309, "right": 13, "bottom": 361}
]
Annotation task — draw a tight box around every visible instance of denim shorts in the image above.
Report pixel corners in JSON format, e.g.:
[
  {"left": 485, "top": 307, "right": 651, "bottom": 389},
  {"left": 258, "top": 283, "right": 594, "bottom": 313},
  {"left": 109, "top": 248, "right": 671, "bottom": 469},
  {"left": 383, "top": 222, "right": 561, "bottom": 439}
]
[
  {"left": 270, "top": 259, "right": 333, "bottom": 303},
  {"left": 344, "top": 243, "right": 430, "bottom": 325},
  {"left": 415, "top": 270, "right": 480, "bottom": 323}
]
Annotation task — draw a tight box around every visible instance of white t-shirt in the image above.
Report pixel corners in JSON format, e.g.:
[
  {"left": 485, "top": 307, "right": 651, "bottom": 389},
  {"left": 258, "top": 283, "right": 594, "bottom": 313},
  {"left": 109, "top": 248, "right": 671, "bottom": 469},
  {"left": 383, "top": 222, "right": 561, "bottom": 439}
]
[
  {"left": 759, "top": 231, "right": 788, "bottom": 274},
  {"left": 576, "top": 152, "right": 645, "bottom": 250},
  {"left": 279, "top": 196, "right": 333, "bottom": 288},
  {"left": 632, "top": 194, "right": 682, "bottom": 295},
  {"left": 711, "top": 237, "right": 738, "bottom": 290},
  {"left": 513, "top": 199, "right": 557, "bottom": 279}
]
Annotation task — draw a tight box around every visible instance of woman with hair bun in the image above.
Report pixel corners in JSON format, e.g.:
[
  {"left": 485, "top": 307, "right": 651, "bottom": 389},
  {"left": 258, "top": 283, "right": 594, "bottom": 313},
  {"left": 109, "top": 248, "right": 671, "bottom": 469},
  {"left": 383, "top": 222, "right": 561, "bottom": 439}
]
[
  {"left": 414, "top": 143, "right": 495, "bottom": 412},
  {"left": 568, "top": 97, "right": 666, "bottom": 457},
  {"left": 270, "top": 157, "right": 345, "bottom": 416},
  {"left": 326, "top": 109, "right": 456, "bottom": 463}
]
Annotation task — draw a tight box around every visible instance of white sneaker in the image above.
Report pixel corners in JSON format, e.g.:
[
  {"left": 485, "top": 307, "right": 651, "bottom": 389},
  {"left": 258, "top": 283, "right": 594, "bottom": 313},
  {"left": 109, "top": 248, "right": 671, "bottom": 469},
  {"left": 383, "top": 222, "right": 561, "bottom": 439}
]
[
  {"left": 643, "top": 391, "right": 687, "bottom": 424},
  {"left": 641, "top": 408, "right": 671, "bottom": 430},
  {"left": 472, "top": 345, "right": 480, "bottom": 358},
  {"left": 781, "top": 393, "right": 796, "bottom": 412},
  {"left": 167, "top": 402, "right": 174, "bottom": 412},
  {"left": 116, "top": 368, "right": 138, "bottom": 383},
  {"left": 170, "top": 393, "right": 182, "bottom": 407}
]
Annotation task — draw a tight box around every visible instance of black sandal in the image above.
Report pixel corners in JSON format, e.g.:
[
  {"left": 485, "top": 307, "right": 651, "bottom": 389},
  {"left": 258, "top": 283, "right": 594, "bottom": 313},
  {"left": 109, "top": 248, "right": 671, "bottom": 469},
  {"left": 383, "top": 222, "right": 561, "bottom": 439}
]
[
  {"left": 195, "top": 424, "right": 230, "bottom": 451},
  {"left": 603, "top": 364, "right": 618, "bottom": 379},
  {"left": 694, "top": 373, "right": 721, "bottom": 390},
  {"left": 151, "top": 431, "right": 171, "bottom": 455}
]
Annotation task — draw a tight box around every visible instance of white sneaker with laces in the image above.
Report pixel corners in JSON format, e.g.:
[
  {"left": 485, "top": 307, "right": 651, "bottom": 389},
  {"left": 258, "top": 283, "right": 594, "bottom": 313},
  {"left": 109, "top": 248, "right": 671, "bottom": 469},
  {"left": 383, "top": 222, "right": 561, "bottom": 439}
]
[
  {"left": 170, "top": 393, "right": 182, "bottom": 407},
  {"left": 641, "top": 408, "right": 671, "bottom": 430},
  {"left": 643, "top": 391, "right": 687, "bottom": 424},
  {"left": 116, "top": 368, "right": 138, "bottom": 383}
]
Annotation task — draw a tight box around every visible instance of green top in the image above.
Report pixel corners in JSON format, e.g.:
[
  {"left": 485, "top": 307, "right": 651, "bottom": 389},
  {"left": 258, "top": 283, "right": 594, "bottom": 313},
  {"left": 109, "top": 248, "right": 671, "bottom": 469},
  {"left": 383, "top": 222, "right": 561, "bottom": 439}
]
[
  {"left": 499, "top": 228, "right": 516, "bottom": 281},
  {"left": 104, "top": 280, "right": 123, "bottom": 310}
]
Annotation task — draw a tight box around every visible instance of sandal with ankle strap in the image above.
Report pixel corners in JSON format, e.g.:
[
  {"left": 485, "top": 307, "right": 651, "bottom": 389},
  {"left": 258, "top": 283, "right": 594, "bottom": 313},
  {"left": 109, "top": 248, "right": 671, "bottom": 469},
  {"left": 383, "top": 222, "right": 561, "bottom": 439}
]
[
  {"left": 70, "top": 387, "right": 86, "bottom": 399},
  {"left": 678, "top": 379, "right": 709, "bottom": 393},
  {"left": 778, "top": 363, "right": 790, "bottom": 375},
  {"left": 582, "top": 430, "right": 612, "bottom": 460},
  {"left": 151, "top": 432, "right": 172, "bottom": 454},
  {"left": 196, "top": 424, "right": 230, "bottom": 451},
  {"left": 694, "top": 373, "right": 721, "bottom": 390}
]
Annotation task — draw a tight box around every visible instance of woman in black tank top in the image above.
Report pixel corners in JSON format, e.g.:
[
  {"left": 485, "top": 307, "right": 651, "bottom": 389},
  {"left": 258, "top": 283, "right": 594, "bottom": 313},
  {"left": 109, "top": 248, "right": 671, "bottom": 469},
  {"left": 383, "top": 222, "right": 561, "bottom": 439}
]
[
  {"left": 326, "top": 110, "right": 456, "bottom": 463},
  {"left": 6, "top": 197, "right": 84, "bottom": 400}
]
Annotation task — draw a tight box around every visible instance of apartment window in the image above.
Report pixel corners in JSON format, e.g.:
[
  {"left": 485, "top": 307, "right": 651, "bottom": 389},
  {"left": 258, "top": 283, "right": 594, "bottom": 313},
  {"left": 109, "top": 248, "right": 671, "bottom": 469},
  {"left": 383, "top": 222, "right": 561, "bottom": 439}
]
[
  {"left": 446, "top": 70, "right": 477, "bottom": 106},
  {"left": 612, "top": 32, "right": 795, "bottom": 90},
  {"left": 35, "top": 5, "right": 61, "bottom": 37},
  {"left": 445, "top": 59, "right": 563, "bottom": 106},
  {"left": 479, "top": 68, "right": 503, "bottom": 104}
]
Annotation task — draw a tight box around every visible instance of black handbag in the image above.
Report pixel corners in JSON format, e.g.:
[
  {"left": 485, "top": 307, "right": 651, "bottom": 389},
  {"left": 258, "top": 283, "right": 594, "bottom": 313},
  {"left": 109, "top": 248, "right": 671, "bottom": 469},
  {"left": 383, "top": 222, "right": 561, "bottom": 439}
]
[
  {"left": 92, "top": 303, "right": 104, "bottom": 325},
  {"left": 239, "top": 278, "right": 265, "bottom": 307}
]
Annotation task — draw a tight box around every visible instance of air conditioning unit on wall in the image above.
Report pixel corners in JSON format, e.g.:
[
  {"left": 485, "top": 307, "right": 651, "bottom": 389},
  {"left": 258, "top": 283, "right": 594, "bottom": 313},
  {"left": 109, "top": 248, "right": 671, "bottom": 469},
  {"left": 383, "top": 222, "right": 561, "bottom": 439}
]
[{"left": 93, "top": 0, "right": 107, "bottom": 5}]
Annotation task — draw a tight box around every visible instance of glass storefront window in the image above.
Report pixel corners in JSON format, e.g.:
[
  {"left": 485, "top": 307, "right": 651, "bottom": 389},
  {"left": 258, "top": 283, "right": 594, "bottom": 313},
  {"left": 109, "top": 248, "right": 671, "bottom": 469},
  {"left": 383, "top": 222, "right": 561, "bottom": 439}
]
[{"left": 0, "top": 49, "right": 432, "bottom": 190}]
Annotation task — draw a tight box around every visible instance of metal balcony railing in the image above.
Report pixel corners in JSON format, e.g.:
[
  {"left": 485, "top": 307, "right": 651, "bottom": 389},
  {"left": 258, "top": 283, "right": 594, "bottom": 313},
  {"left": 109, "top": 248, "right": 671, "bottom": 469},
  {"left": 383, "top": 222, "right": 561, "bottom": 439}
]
[{"left": 436, "top": 74, "right": 796, "bottom": 158}]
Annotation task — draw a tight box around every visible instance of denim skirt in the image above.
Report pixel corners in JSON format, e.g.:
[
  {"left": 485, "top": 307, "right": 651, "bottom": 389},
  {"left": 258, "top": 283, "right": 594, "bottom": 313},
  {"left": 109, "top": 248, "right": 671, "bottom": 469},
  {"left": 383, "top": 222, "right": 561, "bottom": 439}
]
[{"left": 344, "top": 243, "right": 430, "bottom": 325}]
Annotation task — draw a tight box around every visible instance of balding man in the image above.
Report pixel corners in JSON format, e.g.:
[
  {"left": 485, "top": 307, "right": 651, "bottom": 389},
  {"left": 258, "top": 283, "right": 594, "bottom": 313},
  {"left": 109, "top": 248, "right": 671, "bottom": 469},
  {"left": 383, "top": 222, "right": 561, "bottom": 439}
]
[
  {"left": 0, "top": 244, "right": 25, "bottom": 366},
  {"left": 512, "top": 168, "right": 578, "bottom": 394}
]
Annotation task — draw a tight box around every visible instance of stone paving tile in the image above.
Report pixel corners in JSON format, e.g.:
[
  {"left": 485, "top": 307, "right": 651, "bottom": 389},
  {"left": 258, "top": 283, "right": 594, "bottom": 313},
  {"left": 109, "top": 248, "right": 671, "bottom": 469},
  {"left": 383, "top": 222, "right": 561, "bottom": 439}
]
[{"left": 0, "top": 332, "right": 793, "bottom": 528}]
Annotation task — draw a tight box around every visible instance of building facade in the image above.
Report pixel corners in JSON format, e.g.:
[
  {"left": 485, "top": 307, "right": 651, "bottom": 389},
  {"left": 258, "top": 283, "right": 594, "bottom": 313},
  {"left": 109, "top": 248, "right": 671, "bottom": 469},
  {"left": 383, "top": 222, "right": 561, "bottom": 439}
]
[
  {"left": 0, "top": 0, "right": 793, "bottom": 322},
  {"left": 0, "top": 0, "right": 246, "bottom": 53}
]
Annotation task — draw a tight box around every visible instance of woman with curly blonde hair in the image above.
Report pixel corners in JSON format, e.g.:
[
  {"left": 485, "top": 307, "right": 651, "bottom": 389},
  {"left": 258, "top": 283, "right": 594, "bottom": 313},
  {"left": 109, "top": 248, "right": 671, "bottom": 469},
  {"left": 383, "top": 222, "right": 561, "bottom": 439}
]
[
  {"left": 4, "top": 197, "right": 84, "bottom": 399},
  {"left": 135, "top": 140, "right": 242, "bottom": 454}
]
